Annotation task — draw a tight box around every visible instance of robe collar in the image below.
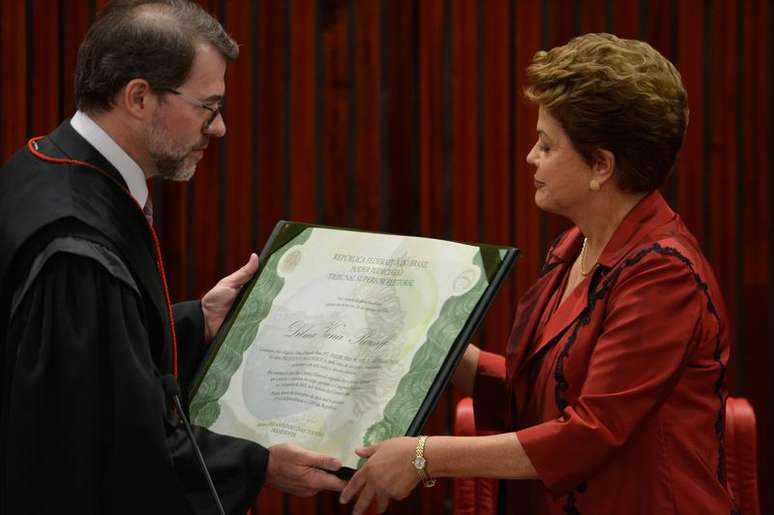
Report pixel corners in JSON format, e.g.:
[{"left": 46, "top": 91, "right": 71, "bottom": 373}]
[{"left": 69, "top": 111, "right": 149, "bottom": 208}]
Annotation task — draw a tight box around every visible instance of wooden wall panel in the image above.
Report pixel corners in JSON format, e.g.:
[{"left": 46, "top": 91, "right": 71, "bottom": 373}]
[
  {"left": 418, "top": 0, "right": 446, "bottom": 240},
  {"left": 611, "top": 0, "right": 639, "bottom": 39},
  {"left": 676, "top": 0, "right": 706, "bottom": 244},
  {"left": 479, "top": 0, "right": 514, "bottom": 360},
  {"left": 579, "top": 0, "right": 609, "bottom": 33},
  {"left": 255, "top": 0, "right": 290, "bottom": 251},
  {"left": 320, "top": 0, "right": 350, "bottom": 228},
  {"left": 740, "top": 0, "right": 772, "bottom": 505},
  {"left": 30, "top": 0, "right": 61, "bottom": 134},
  {"left": 512, "top": 0, "right": 543, "bottom": 306},
  {"left": 189, "top": 0, "right": 225, "bottom": 297},
  {"left": 61, "top": 2, "right": 94, "bottom": 114},
  {"left": 288, "top": 0, "right": 318, "bottom": 225},
  {"left": 383, "top": 0, "right": 418, "bottom": 236},
  {"left": 708, "top": 0, "right": 740, "bottom": 387},
  {"left": 0, "top": 0, "right": 28, "bottom": 154},
  {"left": 223, "top": 0, "right": 258, "bottom": 273},
  {"left": 450, "top": 0, "right": 479, "bottom": 246},
  {"left": 0, "top": 1, "right": 771, "bottom": 514},
  {"left": 352, "top": 0, "right": 381, "bottom": 231}
]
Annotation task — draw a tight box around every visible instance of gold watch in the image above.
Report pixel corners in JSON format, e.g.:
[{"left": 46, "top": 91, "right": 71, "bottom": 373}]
[{"left": 412, "top": 435, "right": 436, "bottom": 488}]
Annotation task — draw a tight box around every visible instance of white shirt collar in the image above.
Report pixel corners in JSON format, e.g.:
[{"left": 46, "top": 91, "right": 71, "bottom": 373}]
[{"left": 69, "top": 111, "right": 149, "bottom": 208}]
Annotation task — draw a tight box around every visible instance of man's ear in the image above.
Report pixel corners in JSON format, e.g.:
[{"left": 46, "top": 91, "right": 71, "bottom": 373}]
[
  {"left": 592, "top": 148, "right": 616, "bottom": 185},
  {"left": 118, "top": 79, "right": 155, "bottom": 121}
]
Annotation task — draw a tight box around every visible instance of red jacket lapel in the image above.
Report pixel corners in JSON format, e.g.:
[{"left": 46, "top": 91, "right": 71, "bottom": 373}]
[
  {"left": 506, "top": 231, "right": 578, "bottom": 383},
  {"left": 510, "top": 192, "right": 678, "bottom": 377}
]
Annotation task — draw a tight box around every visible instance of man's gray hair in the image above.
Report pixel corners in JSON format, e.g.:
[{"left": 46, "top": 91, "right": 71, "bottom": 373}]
[{"left": 75, "top": 0, "right": 239, "bottom": 113}]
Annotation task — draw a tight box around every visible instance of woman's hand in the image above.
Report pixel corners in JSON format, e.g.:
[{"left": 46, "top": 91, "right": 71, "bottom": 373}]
[{"left": 339, "top": 437, "right": 421, "bottom": 515}]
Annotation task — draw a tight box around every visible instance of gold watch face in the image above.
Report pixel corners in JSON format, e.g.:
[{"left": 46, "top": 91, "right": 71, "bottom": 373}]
[{"left": 413, "top": 456, "right": 426, "bottom": 469}]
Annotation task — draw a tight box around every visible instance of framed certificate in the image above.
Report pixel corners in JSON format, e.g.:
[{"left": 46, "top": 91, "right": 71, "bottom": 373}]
[{"left": 189, "top": 221, "right": 518, "bottom": 475}]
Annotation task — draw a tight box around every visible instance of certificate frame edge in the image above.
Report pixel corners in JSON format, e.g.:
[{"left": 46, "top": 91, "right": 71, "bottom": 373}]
[{"left": 404, "top": 246, "right": 520, "bottom": 437}]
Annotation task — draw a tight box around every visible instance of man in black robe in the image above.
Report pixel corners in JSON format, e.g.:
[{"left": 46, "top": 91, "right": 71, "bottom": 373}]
[{"left": 0, "top": 1, "right": 345, "bottom": 513}]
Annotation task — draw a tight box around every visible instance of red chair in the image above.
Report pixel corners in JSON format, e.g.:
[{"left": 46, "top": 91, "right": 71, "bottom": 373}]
[
  {"left": 453, "top": 396, "right": 760, "bottom": 515},
  {"left": 452, "top": 397, "right": 497, "bottom": 515},
  {"left": 725, "top": 397, "right": 761, "bottom": 515}
]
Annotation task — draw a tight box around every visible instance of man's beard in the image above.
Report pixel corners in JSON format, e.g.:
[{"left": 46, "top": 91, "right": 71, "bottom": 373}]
[{"left": 145, "top": 117, "right": 206, "bottom": 181}]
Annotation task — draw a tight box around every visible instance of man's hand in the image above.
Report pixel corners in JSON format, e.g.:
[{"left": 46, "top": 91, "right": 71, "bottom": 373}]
[
  {"left": 201, "top": 253, "right": 259, "bottom": 341},
  {"left": 339, "top": 437, "right": 420, "bottom": 515},
  {"left": 266, "top": 443, "right": 347, "bottom": 497}
]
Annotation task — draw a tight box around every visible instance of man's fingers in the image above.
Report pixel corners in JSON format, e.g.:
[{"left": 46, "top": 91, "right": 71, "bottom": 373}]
[
  {"left": 307, "top": 468, "right": 347, "bottom": 492},
  {"left": 295, "top": 448, "right": 342, "bottom": 472},
  {"left": 223, "top": 253, "right": 259, "bottom": 288},
  {"left": 273, "top": 443, "right": 342, "bottom": 470}
]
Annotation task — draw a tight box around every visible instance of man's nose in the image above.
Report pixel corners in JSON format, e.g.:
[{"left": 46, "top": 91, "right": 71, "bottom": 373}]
[{"left": 206, "top": 113, "right": 226, "bottom": 137}]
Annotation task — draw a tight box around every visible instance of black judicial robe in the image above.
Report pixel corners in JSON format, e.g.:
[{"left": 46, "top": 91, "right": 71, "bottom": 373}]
[{"left": 0, "top": 121, "right": 268, "bottom": 514}]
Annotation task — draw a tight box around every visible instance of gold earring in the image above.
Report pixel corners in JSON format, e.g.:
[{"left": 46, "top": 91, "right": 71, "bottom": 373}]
[{"left": 589, "top": 179, "right": 601, "bottom": 192}]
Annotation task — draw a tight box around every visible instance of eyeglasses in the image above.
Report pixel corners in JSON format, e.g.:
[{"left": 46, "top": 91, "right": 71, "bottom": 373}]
[{"left": 164, "top": 88, "right": 223, "bottom": 129}]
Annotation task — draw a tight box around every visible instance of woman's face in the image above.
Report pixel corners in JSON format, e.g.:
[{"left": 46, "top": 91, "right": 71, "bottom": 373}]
[{"left": 526, "top": 105, "right": 595, "bottom": 217}]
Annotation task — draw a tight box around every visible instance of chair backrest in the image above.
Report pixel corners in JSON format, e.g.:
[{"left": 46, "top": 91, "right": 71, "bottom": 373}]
[
  {"left": 725, "top": 396, "right": 761, "bottom": 515},
  {"left": 452, "top": 396, "right": 760, "bottom": 515},
  {"left": 453, "top": 397, "right": 497, "bottom": 515}
]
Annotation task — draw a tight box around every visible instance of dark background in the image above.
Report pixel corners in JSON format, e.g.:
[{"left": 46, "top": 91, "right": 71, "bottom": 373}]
[{"left": 1, "top": 1, "right": 771, "bottom": 513}]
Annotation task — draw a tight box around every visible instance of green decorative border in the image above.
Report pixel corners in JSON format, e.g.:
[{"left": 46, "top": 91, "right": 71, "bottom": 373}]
[
  {"left": 361, "top": 252, "right": 488, "bottom": 448},
  {"left": 190, "top": 228, "right": 313, "bottom": 427}
]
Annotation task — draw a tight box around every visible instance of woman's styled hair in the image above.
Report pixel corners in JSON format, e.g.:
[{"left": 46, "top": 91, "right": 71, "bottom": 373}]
[
  {"left": 524, "top": 33, "right": 688, "bottom": 193},
  {"left": 75, "top": 0, "right": 239, "bottom": 114}
]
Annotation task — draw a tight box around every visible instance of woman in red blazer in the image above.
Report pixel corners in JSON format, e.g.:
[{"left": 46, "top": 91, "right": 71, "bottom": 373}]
[{"left": 340, "top": 33, "right": 738, "bottom": 515}]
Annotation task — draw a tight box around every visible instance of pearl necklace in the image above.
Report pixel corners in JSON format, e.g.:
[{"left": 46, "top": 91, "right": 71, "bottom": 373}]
[{"left": 579, "top": 237, "right": 597, "bottom": 276}]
